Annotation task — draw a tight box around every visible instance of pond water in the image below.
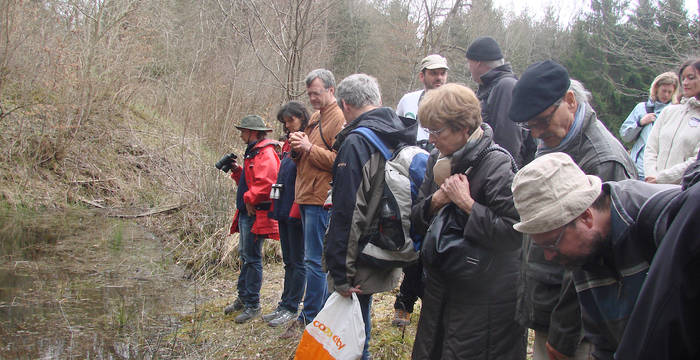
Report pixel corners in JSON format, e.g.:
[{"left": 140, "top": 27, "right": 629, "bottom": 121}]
[{"left": 0, "top": 211, "right": 194, "bottom": 359}]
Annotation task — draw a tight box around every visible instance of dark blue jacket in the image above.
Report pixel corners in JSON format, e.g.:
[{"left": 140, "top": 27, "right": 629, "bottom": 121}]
[
  {"left": 271, "top": 142, "right": 300, "bottom": 224},
  {"left": 573, "top": 180, "right": 679, "bottom": 359}
]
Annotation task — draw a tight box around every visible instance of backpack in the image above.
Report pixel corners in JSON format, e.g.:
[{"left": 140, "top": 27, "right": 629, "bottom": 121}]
[{"left": 350, "top": 127, "right": 429, "bottom": 268}]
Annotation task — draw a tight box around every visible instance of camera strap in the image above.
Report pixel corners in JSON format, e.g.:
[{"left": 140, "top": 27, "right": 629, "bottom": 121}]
[{"left": 317, "top": 114, "right": 333, "bottom": 151}]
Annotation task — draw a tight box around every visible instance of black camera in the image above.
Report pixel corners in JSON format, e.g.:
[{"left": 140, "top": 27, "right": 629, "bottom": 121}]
[{"left": 215, "top": 153, "right": 238, "bottom": 173}]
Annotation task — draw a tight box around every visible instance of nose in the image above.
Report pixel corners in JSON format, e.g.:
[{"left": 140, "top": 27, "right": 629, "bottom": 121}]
[{"left": 543, "top": 249, "right": 557, "bottom": 261}]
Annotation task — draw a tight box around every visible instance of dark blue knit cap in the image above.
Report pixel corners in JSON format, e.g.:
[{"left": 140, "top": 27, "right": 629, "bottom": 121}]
[
  {"left": 465, "top": 36, "right": 503, "bottom": 61},
  {"left": 509, "top": 60, "right": 571, "bottom": 123}
]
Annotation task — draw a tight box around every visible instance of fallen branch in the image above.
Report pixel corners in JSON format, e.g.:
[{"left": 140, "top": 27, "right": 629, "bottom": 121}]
[
  {"left": 77, "top": 196, "right": 106, "bottom": 208},
  {"left": 107, "top": 203, "right": 190, "bottom": 219}
]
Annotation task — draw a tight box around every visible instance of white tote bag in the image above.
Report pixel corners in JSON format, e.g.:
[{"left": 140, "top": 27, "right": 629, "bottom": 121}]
[{"left": 294, "top": 292, "right": 366, "bottom": 360}]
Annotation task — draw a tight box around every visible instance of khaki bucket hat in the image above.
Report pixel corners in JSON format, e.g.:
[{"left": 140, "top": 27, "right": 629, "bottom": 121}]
[
  {"left": 235, "top": 115, "right": 273, "bottom": 132},
  {"left": 511, "top": 152, "right": 602, "bottom": 234}
]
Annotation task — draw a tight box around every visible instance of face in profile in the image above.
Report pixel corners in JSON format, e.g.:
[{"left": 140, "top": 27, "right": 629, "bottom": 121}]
[
  {"left": 681, "top": 65, "right": 700, "bottom": 99},
  {"left": 531, "top": 219, "right": 606, "bottom": 268}
]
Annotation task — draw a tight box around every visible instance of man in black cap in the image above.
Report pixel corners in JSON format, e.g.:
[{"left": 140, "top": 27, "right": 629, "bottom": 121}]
[
  {"left": 509, "top": 60, "right": 636, "bottom": 360},
  {"left": 466, "top": 35, "right": 533, "bottom": 167}
]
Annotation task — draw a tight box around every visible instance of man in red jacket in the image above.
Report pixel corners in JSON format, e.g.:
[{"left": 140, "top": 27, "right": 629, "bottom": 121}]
[{"left": 223, "top": 115, "right": 280, "bottom": 324}]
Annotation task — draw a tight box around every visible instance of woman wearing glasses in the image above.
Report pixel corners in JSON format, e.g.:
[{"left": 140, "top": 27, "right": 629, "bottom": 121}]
[{"left": 410, "top": 83, "right": 526, "bottom": 359}]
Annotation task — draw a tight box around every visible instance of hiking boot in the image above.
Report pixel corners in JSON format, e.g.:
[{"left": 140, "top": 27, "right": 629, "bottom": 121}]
[
  {"left": 223, "top": 298, "right": 244, "bottom": 315},
  {"left": 234, "top": 306, "right": 261, "bottom": 324},
  {"left": 262, "top": 307, "right": 284, "bottom": 322},
  {"left": 268, "top": 309, "right": 297, "bottom": 328},
  {"left": 391, "top": 309, "right": 411, "bottom": 327},
  {"left": 280, "top": 319, "right": 305, "bottom": 339}
]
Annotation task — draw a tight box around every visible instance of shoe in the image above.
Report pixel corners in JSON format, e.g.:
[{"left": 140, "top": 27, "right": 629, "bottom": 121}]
[
  {"left": 235, "top": 306, "right": 261, "bottom": 324},
  {"left": 268, "top": 309, "right": 297, "bottom": 328},
  {"left": 280, "top": 319, "right": 305, "bottom": 339},
  {"left": 391, "top": 309, "right": 411, "bottom": 327},
  {"left": 262, "top": 307, "right": 284, "bottom": 322},
  {"left": 224, "top": 298, "right": 244, "bottom": 315}
]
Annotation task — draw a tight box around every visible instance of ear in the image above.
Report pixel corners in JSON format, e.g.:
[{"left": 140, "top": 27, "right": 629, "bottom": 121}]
[
  {"left": 577, "top": 208, "right": 595, "bottom": 228},
  {"left": 328, "top": 86, "right": 335, "bottom": 96},
  {"left": 565, "top": 90, "right": 578, "bottom": 114},
  {"left": 419, "top": 71, "right": 425, "bottom": 82}
]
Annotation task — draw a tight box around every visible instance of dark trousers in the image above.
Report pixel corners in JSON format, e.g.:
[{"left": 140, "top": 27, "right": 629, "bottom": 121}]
[
  {"left": 394, "top": 258, "right": 424, "bottom": 313},
  {"left": 278, "top": 219, "right": 305, "bottom": 313}
]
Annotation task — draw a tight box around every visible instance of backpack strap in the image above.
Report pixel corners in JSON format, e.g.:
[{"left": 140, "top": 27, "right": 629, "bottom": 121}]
[
  {"left": 471, "top": 145, "right": 518, "bottom": 174},
  {"left": 351, "top": 127, "right": 393, "bottom": 160}
]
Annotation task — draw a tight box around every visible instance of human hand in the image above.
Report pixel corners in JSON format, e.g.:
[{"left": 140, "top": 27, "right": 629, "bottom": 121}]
[
  {"left": 441, "top": 173, "right": 474, "bottom": 214},
  {"left": 645, "top": 176, "right": 657, "bottom": 184},
  {"left": 640, "top": 113, "right": 656, "bottom": 126},
  {"left": 429, "top": 188, "right": 450, "bottom": 214},
  {"left": 338, "top": 285, "right": 361, "bottom": 297},
  {"left": 289, "top": 132, "right": 312, "bottom": 153},
  {"left": 245, "top": 203, "right": 255, "bottom": 216},
  {"left": 545, "top": 341, "right": 569, "bottom": 360}
]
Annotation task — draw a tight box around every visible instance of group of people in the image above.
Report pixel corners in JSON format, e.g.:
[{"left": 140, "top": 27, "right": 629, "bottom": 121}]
[{"left": 218, "top": 35, "right": 700, "bottom": 360}]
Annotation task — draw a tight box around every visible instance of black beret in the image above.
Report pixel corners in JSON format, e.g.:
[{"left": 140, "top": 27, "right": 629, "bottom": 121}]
[
  {"left": 509, "top": 60, "right": 571, "bottom": 123},
  {"left": 466, "top": 36, "right": 503, "bottom": 61}
]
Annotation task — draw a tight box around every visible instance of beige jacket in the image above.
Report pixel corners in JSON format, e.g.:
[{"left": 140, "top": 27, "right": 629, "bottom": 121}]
[
  {"left": 644, "top": 97, "right": 700, "bottom": 184},
  {"left": 294, "top": 101, "right": 345, "bottom": 205}
]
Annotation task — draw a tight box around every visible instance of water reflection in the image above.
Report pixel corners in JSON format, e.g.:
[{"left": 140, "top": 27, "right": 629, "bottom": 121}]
[{"left": 0, "top": 213, "right": 190, "bottom": 359}]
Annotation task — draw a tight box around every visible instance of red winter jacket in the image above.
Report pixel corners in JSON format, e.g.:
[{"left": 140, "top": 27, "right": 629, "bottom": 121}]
[{"left": 229, "top": 138, "right": 280, "bottom": 240}]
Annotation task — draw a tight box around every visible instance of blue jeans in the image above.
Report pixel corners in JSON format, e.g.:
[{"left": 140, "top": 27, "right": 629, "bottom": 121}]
[
  {"left": 357, "top": 293, "right": 372, "bottom": 360},
  {"left": 278, "top": 219, "right": 305, "bottom": 313},
  {"left": 298, "top": 204, "right": 329, "bottom": 323},
  {"left": 237, "top": 212, "right": 264, "bottom": 308}
]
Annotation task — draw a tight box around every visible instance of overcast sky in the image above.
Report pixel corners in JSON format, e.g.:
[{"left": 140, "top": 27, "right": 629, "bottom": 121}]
[{"left": 492, "top": 0, "right": 699, "bottom": 26}]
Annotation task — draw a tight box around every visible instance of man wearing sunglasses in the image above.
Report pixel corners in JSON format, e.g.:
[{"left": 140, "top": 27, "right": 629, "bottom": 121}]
[
  {"left": 508, "top": 60, "right": 636, "bottom": 360},
  {"left": 511, "top": 152, "right": 685, "bottom": 360}
]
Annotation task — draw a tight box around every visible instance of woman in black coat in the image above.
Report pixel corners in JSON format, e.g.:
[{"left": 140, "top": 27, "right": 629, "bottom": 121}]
[{"left": 410, "top": 83, "right": 526, "bottom": 359}]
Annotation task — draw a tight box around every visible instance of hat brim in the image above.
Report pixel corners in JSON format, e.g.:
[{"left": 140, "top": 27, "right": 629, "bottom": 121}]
[
  {"left": 235, "top": 126, "right": 273, "bottom": 132},
  {"left": 513, "top": 175, "right": 602, "bottom": 234},
  {"left": 423, "top": 64, "right": 449, "bottom": 70}
]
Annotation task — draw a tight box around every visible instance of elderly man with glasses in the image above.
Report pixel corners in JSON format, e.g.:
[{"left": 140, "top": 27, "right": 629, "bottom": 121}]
[
  {"left": 508, "top": 60, "right": 636, "bottom": 360},
  {"left": 511, "top": 152, "right": 684, "bottom": 360}
]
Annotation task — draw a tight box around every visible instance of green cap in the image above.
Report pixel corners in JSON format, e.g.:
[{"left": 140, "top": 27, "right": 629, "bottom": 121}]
[{"left": 235, "top": 115, "right": 273, "bottom": 132}]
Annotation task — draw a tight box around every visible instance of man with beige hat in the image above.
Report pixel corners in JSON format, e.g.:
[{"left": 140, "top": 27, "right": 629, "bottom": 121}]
[
  {"left": 511, "top": 152, "right": 680, "bottom": 360},
  {"left": 509, "top": 60, "right": 636, "bottom": 360}
]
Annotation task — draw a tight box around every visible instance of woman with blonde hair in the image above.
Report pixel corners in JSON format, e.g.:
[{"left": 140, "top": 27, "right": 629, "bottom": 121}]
[
  {"left": 410, "top": 83, "right": 525, "bottom": 359},
  {"left": 645, "top": 59, "right": 700, "bottom": 184},
  {"left": 620, "top": 72, "right": 679, "bottom": 180}
]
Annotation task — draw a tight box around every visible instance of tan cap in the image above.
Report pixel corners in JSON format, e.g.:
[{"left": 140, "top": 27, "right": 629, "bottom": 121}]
[
  {"left": 420, "top": 54, "right": 448, "bottom": 71},
  {"left": 511, "top": 152, "right": 602, "bottom": 234}
]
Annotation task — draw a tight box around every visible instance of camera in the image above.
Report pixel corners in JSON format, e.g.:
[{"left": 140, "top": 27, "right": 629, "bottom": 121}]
[{"left": 215, "top": 153, "right": 238, "bottom": 173}]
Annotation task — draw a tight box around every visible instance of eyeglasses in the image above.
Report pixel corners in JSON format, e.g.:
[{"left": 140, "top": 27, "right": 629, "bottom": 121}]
[
  {"left": 425, "top": 126, "right": 447, "bottom": 137},
  {"left": 533, "top": 226, "right": 566, "bottom": 250},
  {"left": 523, "top": 99, "right": 563, "bottom": 130}
]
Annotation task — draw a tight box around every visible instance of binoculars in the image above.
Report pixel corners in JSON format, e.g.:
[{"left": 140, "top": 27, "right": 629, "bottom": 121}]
[
  {"left": 215, "top": 153, "right": 238, "bottom": 173},
  {"left": 270, "top": 183, "right": 283, "bottom": 200}
]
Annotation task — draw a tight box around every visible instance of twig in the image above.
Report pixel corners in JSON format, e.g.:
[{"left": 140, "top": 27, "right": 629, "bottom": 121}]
[
  {"left": 70, "top": 178, "right": 117, "bottom": 184},
  {"left": 77, "top": 196, "right": 106, "bottom": 209},
  {"left": 107, "top": 203, "right": 190, "bottom": 219}
]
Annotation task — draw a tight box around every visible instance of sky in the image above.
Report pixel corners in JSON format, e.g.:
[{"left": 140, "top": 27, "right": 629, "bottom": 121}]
[{"left": 492, "top": 0, "right": 700, "bottom": 26}]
